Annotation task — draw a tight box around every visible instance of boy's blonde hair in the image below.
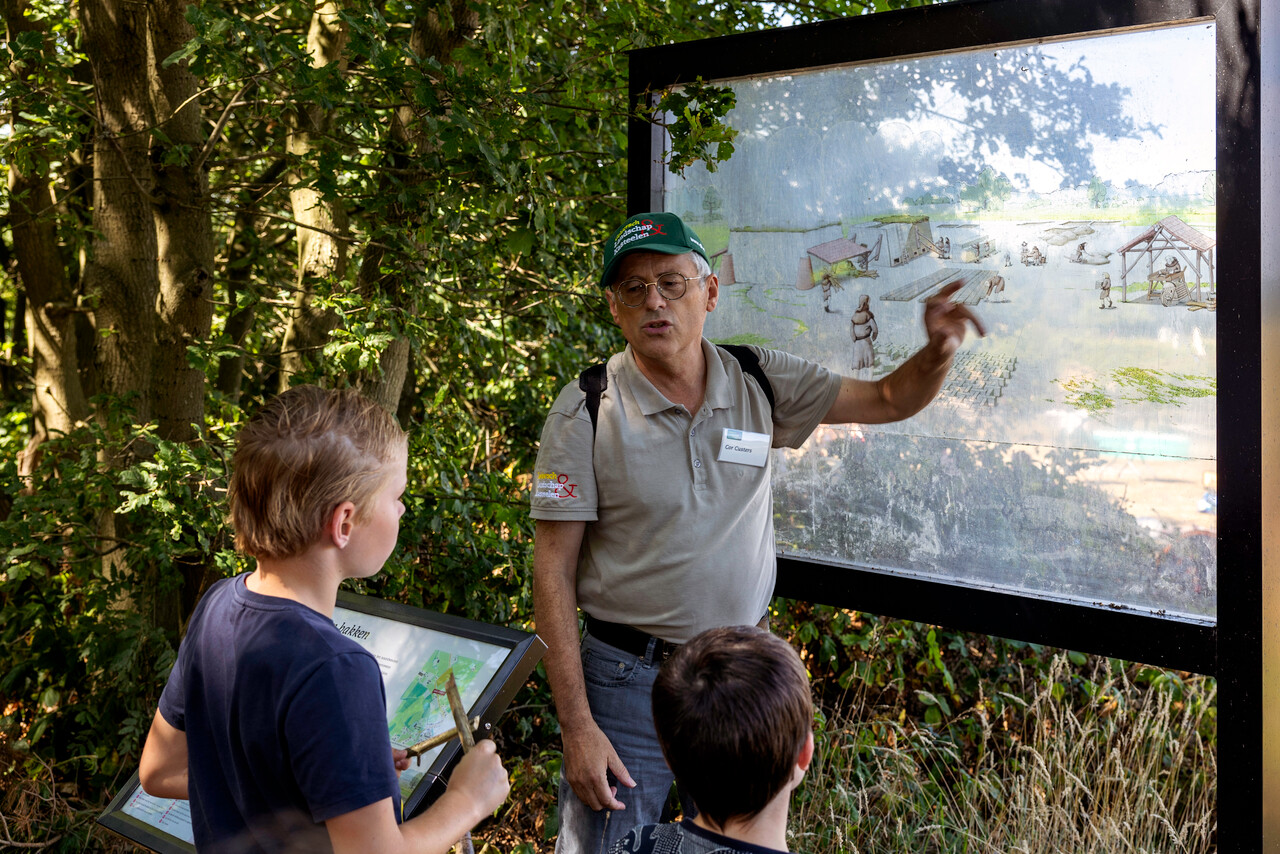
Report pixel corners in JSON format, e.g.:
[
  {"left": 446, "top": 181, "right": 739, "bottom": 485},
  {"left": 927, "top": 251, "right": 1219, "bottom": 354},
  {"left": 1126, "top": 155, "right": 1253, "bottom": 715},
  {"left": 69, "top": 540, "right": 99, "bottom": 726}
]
[{"left": 228, "top": 386, "right": 407, "bottom": 559}]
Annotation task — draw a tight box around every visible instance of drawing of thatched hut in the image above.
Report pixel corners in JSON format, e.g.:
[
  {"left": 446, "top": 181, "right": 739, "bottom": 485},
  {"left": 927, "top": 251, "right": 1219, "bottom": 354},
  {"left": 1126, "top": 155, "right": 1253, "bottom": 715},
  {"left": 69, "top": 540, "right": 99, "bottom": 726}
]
[{"left": 1116, "top": 215, "right": 1216, "bottom": 304}]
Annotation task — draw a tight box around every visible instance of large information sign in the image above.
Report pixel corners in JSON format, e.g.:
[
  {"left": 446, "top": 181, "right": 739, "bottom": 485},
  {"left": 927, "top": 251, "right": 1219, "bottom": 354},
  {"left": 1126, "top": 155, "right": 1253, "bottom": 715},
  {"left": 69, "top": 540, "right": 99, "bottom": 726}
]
[{"left": 98, "top": 591, "right": 545, "bottom": 854}]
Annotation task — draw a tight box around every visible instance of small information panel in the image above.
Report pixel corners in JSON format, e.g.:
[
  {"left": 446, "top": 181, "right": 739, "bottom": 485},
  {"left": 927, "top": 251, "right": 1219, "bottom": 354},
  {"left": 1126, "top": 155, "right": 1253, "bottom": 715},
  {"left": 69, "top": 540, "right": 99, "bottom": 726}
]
[{"left": 98, "top": 590, "right": 545, "bottom": 853}]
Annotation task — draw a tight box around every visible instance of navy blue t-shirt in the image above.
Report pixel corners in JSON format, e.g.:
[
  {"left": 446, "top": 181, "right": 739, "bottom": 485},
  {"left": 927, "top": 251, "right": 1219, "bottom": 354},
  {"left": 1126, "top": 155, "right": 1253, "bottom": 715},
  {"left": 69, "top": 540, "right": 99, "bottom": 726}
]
[{"left": 158, "top": 575, "right": 400, "bottom": 852}]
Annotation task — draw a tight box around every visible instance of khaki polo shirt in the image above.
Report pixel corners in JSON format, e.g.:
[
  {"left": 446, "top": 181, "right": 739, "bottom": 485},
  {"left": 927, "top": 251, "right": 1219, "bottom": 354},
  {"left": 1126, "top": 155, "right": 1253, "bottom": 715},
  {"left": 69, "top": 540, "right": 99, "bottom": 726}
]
[{"left": 531, "top": 339, "right": 840, "bottom": 643}]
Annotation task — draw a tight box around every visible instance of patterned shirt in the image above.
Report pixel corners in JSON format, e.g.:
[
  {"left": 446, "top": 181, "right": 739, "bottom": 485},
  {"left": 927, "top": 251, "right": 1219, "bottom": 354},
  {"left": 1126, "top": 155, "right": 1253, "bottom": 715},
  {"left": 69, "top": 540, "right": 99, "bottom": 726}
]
[{"left": 609, "top": 819, "right": 790, "bottom": 854}]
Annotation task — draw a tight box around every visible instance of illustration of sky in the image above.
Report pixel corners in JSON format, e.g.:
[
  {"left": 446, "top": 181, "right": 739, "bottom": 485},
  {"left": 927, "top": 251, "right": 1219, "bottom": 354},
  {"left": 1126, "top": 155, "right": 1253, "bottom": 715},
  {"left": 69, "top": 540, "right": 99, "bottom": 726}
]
[
  {"left": 667, "top": 21, "right": 1215, "bottom": 227},
  {"left": 915, "top": 24, "right": 1216, "bottom": 193}
]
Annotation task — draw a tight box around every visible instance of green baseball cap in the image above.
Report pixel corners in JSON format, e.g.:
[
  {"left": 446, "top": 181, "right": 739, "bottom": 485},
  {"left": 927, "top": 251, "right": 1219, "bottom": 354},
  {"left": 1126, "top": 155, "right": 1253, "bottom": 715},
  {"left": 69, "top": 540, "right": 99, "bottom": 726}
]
[{"left": 600, "top": 212, "right": 710, "bottom": 288}]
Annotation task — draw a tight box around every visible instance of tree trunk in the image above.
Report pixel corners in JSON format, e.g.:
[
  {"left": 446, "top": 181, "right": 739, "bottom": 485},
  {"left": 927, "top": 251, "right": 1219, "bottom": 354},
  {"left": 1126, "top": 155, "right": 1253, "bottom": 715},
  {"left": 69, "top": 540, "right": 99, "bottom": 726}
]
[
  {"left": 360, "top": 337, "right": 412, "bottom": 414},
  {"left": 279, "top": 0, "right": 349, "bottom": 388},
  {"left": 9, "top": 169, "right": 90, "bottom": 476},
  {"left": 148, "top": 0, "right": 214, "bottom": 446},
  {"left": 81, "top": 0, "right": 212, "bottom": 640},
  {"left": 3, "top": 0, "right": 90, "bottom": 476},
  {"left": 81, "top": 0, "right": 160, "bottom": 425},
  {"left": 216, "top": 160, "right": 287, "bottom": 401},
  {"left": 146, "top": 0, "right": 217, "bottom": 625}
]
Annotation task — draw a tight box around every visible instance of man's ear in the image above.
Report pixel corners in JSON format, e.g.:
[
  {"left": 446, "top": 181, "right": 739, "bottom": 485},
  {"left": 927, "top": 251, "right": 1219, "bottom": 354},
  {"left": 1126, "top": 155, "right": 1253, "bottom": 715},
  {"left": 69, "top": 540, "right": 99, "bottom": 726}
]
[
  {"left": 704, "top": 274, "right": 719, "bottom": 312},
  {"left": 605, "top": 288, "right": 621, "bottom": 326},
  {"left": 327, "top": 501, "right": 358, "bottom": 548}
]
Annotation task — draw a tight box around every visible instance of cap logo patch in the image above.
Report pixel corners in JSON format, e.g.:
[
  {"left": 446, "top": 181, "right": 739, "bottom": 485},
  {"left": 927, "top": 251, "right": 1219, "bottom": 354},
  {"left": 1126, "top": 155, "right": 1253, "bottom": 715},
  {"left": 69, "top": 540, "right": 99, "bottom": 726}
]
[{"left": 613, "top": 218, "right": 670, "bottom": 254}]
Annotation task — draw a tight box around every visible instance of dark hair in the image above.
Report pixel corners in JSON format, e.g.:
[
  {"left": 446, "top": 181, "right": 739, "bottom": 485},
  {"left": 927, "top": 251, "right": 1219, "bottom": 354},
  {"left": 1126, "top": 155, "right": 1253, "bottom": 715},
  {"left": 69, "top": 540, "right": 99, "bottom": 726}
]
[
  {"left": 228, "top": 385, "right": 406, "bottom": 559},
  {"left": 651, "top": 626, "right": 812, "bottom": 828}
]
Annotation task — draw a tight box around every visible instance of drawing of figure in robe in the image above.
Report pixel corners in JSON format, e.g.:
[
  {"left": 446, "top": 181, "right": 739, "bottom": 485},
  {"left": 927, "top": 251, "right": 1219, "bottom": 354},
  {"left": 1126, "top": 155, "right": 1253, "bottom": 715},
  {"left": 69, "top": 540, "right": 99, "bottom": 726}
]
[{"left": 850, "top": 294, "right": 878, "bottom": 379}]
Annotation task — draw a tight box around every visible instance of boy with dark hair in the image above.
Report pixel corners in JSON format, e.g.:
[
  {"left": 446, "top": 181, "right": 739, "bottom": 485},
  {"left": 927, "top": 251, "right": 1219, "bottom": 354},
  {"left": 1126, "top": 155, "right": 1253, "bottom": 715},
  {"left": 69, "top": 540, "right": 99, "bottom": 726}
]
[
  {"left": 139, "top": 385, "right": 509, "bottom": 853},
  {"left": 610, "top": 626, "right": 814, "bottom": 854}
]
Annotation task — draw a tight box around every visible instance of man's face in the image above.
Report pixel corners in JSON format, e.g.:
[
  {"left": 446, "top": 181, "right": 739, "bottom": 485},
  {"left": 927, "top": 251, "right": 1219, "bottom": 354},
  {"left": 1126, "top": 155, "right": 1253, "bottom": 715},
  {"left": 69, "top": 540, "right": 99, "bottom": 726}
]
[{"left": 606, "top": 251, "right": 718, "bottom": 369}]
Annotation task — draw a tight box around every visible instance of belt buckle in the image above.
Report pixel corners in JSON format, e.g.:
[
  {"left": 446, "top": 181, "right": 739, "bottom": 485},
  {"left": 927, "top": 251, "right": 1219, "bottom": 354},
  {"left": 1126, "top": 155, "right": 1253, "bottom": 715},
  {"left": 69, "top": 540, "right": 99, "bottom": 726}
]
[{"left": 660, "top": 641, "right": 677, "bottom": 661}]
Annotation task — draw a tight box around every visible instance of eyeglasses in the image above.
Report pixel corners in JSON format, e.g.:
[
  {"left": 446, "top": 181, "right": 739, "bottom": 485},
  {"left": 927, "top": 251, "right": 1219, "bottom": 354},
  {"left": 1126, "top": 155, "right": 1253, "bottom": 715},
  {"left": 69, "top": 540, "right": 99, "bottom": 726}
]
[{"left": 611, "top": 273, "right": 705, "bottom": 307}]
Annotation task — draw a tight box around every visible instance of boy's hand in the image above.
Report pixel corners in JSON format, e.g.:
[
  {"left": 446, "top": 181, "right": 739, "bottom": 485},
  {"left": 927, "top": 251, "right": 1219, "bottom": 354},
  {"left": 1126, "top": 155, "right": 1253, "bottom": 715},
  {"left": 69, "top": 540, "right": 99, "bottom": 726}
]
[
  {"left": 392, "top": 747, "right": 411, "bottom": 776},
  {"left": 562, "top": 721, "right": 634, "bottom": 811},
  {"left": 449, "top": 739, "right": 510, "bottom": 819}
]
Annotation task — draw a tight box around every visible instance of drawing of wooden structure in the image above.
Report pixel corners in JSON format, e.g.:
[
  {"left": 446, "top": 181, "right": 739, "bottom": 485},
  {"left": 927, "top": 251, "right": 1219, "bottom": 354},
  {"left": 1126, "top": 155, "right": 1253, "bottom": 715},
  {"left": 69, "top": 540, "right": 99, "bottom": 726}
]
[
  {"left": 710, "top": 248, "right": 735, "bottom": 285},
  {"left": 879, "top": 267, "right": 997, "bottom": 305},
  {"left": 959, "top": 234, "right": 997, "bottom": 263},
  {"left": 1116, "top": 215, "right": 1216, "bottom": 304},
  {"left": 867, "top": 216, "right": 934, "bottom": 267}
]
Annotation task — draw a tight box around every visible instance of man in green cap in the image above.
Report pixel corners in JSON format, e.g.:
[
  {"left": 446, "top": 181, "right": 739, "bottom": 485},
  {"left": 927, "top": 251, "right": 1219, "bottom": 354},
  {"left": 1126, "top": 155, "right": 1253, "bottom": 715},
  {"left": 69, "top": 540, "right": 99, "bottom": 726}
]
[{"left": 530, "top": 212, "right": 985, "bottom": 853}]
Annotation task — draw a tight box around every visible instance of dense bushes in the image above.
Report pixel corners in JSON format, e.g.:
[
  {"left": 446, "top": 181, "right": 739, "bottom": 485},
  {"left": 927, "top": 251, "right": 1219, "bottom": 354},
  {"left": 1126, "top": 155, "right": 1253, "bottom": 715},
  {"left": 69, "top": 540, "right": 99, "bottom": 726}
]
[{"left": 0, "top": 408, "right": 1217, "bottom": 850}]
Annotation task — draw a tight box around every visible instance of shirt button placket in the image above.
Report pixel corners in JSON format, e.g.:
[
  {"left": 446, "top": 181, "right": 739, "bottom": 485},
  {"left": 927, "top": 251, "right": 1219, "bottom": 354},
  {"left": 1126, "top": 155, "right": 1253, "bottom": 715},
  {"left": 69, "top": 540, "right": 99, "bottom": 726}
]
[{"left": 691, "top": 418, "right": 707, "bottom": 489}]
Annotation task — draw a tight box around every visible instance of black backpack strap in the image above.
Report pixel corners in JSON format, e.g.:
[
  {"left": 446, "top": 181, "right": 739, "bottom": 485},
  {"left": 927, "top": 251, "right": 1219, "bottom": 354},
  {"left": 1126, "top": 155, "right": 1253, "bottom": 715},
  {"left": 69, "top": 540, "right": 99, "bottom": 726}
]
[
  {"left": 718, "top": 344, "right": 775, "bottom": 413},
  {"left": 579, "top": 347, "right": 773, "bottom": 435},
  {"left": 579, "top": 362, "right": 608, "bottom": 432}
]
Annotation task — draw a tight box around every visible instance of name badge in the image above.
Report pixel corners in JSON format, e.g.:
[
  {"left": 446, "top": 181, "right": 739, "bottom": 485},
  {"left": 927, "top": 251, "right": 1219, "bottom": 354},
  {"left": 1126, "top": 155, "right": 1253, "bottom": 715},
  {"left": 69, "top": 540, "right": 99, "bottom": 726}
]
[{"left": 717, "top": 428, "right": 770, "bottom": 467}]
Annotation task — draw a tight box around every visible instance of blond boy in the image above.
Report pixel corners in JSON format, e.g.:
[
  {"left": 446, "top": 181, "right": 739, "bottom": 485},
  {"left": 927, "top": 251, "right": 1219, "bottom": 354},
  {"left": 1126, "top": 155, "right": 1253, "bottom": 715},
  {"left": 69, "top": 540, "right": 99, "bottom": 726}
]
[{"left": 140, "top": 386, "right": 508, "bottom": 853}]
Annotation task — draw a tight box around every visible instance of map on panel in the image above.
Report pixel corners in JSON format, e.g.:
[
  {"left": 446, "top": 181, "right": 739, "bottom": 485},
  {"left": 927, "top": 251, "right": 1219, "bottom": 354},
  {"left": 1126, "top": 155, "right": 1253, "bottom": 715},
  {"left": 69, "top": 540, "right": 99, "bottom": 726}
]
[{"left": 387, "top": 652, "right": 484, "bottom": 746}]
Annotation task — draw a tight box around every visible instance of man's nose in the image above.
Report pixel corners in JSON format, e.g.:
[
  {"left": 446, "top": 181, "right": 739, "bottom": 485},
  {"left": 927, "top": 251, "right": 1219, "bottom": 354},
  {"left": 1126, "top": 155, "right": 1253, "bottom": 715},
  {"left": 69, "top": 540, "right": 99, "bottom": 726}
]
[{"left": 643, "top": 282, "right": 667, "bottom": 309}]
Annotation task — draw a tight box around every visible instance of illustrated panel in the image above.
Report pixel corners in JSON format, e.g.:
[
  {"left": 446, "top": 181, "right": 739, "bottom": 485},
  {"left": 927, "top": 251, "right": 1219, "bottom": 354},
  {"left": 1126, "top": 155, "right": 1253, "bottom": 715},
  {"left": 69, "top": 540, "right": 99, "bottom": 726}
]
[{"left": 671, "top": 22, "right": 1218, "bottom": 618}]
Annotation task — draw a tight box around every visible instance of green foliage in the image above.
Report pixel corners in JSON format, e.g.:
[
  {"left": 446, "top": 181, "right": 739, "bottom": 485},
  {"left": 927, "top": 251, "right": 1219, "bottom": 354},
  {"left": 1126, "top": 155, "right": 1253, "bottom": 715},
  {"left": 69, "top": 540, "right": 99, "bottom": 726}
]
[
  {"left": 875, "top": 214, "right": 931, "bottom": 224},
  {"left": 1111, "top": 367, "right": 1216, "bottom": 405},
  {"left": 1054, "top": 375, "right": 1115, "bottom": 414},
  {"left": 1088, "top": 175, "right": 1109, "bottom": 208},
  {"left": 654, "top": 79, "right": 739, "bottom": 175},
  {"left": 1055, "top": 368, "right": 1217, "bottom": 414},
  {"left": 0, "top": 415, "right": 239, "bottom": 790},
  {"left": 711, "top": 333, "right": 775, "bottom": 348},
  {"left": 902, "top": 191, "right": 954, "bottom": 206},
  {"left": 960, "top": 165, "right": 1015, "bottom": 211}
]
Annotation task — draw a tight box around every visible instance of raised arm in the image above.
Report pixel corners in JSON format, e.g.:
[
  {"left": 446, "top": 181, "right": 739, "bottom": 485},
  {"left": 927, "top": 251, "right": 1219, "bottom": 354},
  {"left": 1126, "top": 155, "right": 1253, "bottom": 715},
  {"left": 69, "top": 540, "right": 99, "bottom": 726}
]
[
  {"left": 139, "top": 710, "right": 190, "bottom": 800},
  {"left": 533, "top": 519, "right": 634, "bottom": 811},
  {"left": 823, "top": 281, "right": 986, "bottom": 425}
]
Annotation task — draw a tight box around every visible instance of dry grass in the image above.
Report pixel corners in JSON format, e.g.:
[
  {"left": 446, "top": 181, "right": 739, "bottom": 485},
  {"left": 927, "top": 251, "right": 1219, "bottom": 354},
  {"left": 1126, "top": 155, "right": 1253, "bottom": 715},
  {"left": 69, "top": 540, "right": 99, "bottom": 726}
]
[
  {"left": 790, "top": 656, "right": 1216, "bottom": 853},
  {"left": 1, "top": 656, "right": 1214, "bottom": 853}
]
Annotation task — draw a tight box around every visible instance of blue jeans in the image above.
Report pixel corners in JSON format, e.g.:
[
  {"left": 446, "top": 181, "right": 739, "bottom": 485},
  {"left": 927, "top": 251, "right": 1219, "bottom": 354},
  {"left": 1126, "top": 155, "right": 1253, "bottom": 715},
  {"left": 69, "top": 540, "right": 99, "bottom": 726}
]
[{"left": 554, "top": 632, "right": 673, "bottom": 854}]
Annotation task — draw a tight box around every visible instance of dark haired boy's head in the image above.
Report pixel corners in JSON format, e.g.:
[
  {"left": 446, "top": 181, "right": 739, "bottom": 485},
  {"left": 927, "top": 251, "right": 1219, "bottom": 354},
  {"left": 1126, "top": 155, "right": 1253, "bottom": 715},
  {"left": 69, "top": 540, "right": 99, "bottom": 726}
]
[
  {"left": 651, "top": 626, "right": 812, "bottom": 829},
  {"left": 228, "top": 385, "right": 406, "bottom": 559}
]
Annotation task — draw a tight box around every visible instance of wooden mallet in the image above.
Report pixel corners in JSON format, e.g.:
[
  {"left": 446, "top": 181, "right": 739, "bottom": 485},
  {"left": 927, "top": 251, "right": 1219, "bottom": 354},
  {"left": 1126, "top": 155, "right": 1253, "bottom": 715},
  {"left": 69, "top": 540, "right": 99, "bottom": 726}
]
[{"left": 445, "top": 670, "right": 477, "bottom": 854}]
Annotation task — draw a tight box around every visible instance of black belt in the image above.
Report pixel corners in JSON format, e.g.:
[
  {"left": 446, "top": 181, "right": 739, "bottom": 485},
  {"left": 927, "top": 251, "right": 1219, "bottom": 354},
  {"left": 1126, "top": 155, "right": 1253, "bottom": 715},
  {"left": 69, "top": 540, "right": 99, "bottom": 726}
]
[{"left": 584, "top": 615, "right": 681, "bottom": 662}]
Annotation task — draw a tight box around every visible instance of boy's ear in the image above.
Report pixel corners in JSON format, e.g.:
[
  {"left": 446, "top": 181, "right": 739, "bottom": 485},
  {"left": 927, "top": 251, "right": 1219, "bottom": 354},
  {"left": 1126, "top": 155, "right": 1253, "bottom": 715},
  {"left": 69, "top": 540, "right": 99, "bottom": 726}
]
[
  {"left": 788, "top": 730, "right": 816, "bottom": 791},
  {"left": 327, "top": 501, "right": 358, "bottom": 548},
  {"left": 796, "top": 730, "right": 815, "bottom": 775}
]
